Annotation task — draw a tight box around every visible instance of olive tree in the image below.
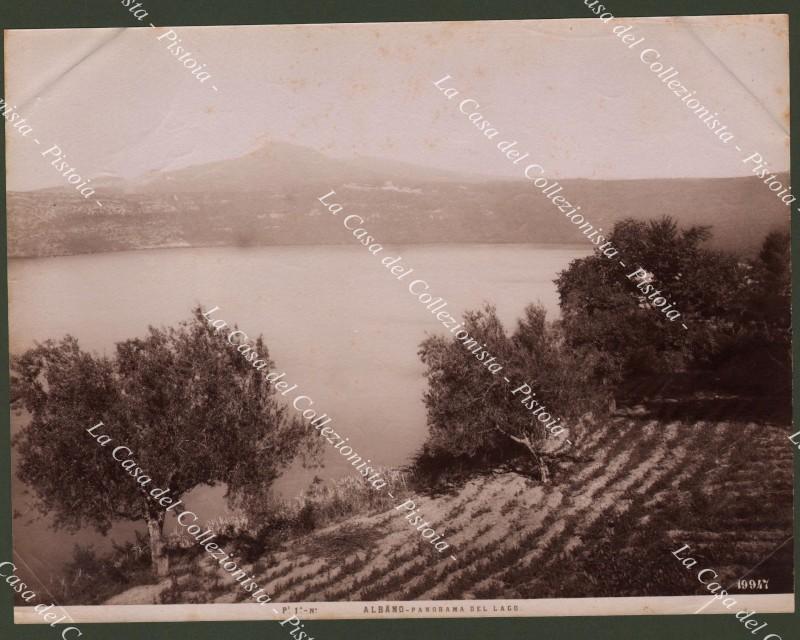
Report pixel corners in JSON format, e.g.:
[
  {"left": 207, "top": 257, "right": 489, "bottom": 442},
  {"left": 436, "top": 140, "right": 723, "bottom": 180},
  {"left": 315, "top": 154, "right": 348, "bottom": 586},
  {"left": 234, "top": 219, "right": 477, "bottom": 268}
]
[
  {"left": 12, "top": 306, "right": 315, "bottom": 577},
  {"left": 418, "top": 305, "right": 606, "bottom": 483}
]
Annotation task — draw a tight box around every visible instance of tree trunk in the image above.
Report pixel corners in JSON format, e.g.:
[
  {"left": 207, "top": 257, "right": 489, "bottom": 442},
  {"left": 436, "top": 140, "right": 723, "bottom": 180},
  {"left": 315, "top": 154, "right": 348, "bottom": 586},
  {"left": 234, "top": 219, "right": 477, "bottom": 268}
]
[
  {"left": 536, "top": 454, "right": 551, "bottom": 485},
  {"left": 494, "top": 424, "right": 552, "bottom": 485},
  {"left": 524, "top": 430, "right": 551, "bottom": 485},
  {"left": 146, "top": 510, "right": 169, "bottom": 578},
  {"left": 521, "top": 437, "right": 551, "bottom": 485}
]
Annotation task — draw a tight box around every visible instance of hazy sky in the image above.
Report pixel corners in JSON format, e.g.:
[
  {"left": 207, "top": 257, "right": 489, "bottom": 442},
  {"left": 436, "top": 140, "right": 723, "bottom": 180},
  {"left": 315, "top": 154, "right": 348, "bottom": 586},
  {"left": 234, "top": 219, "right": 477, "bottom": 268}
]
[{"left": 4, "top": 14, "right": 789, "bottom": 190}]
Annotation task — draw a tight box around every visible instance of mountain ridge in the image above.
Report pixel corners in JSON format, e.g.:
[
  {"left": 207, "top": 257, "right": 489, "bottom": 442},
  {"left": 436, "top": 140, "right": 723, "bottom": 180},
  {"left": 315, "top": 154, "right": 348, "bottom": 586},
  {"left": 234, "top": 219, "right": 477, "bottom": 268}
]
[{"left": 7, "top": 140, "right": 790, "bottom": 258}]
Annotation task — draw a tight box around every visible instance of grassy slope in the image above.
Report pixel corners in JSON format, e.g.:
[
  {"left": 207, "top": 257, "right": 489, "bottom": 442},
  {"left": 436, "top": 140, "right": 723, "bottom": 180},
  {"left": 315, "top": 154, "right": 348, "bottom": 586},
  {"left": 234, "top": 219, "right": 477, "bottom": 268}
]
[{"left": 105, "top": 408, "right": 793, "bottom": 604}]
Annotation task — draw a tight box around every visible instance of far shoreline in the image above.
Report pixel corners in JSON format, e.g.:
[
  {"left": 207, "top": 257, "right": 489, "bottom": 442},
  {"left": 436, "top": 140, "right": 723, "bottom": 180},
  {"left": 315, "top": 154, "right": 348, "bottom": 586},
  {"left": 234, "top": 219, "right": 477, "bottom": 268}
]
[{"left": 8, "top": 241, "right": 592, "bottom": 261}]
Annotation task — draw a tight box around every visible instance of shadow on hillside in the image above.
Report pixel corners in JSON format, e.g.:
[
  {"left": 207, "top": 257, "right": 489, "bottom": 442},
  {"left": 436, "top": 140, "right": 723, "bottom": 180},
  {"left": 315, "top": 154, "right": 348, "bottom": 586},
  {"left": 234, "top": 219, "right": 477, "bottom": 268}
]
[
  {"left": 410, "top": 445, "right": 549, "bottom": 496},
  {"left": 631, "top": 395, "right": 790, "bottom": 424},
  {"left": 616, "top": 371, "right": 791, "bottom": 425}
]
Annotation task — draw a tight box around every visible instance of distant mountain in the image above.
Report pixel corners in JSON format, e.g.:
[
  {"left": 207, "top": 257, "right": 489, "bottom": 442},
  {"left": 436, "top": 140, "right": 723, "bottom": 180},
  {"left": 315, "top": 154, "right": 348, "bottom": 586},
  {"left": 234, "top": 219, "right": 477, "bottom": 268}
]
[
  {"left": 7, "top": 140, "right": 790, "bottom": 258},
  {"left": 131, "top": 139, "right": 486, "bottom": 193}
]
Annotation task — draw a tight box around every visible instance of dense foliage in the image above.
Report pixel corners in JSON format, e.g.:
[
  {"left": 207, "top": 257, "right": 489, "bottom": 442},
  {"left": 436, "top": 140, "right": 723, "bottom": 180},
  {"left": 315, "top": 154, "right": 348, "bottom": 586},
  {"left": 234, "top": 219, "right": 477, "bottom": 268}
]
[
  {"left": 418, "top": 305, "right": 608, "bottom": 482},
  {"left": 12, "top": 306, "right": 316, "bottom": 576},
  {"left": 418, "top": 219, "right": 790, "bottom": 482},
  {"left": 555, "top": 216, "right": 747, "bottom": 381}
]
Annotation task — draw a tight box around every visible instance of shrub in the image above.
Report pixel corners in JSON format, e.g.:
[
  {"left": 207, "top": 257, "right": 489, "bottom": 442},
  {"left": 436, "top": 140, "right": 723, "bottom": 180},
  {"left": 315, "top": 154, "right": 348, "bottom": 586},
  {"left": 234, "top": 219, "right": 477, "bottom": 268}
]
[{"left": 52, "top": 532, "right": 154, "bottom": 605}]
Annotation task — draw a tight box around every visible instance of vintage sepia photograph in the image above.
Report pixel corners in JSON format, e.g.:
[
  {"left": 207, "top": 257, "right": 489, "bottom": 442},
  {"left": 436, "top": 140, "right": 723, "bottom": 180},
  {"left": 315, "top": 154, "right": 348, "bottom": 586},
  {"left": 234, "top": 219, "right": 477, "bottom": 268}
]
[{"left": 5, "top": 12, "right": 794, "bottom": 626}]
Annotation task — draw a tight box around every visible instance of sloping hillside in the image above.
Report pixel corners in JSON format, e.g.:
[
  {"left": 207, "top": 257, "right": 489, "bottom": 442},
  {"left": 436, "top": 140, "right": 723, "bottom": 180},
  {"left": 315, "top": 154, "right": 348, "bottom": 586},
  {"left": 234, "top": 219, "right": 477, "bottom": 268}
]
[
  {"left": 106, "top": 414, "right": 793, "bottom": 604},
  {"left": 8, "top": 139, "right": 790, "bottom": 257}
]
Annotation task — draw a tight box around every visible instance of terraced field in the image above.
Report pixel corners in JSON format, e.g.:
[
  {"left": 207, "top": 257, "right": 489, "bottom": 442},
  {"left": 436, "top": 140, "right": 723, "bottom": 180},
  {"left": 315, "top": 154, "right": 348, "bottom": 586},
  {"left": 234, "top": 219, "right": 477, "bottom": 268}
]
[{"left": 125, "top": 412, "right": 792, "bottom": 604}]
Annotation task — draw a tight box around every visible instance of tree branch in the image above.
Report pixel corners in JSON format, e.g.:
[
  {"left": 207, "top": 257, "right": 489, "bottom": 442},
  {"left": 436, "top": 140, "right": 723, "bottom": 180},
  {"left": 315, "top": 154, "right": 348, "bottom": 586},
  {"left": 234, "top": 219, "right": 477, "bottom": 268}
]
[{"left": 494, "top": 424, "right": 528, "bottom": 446}]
